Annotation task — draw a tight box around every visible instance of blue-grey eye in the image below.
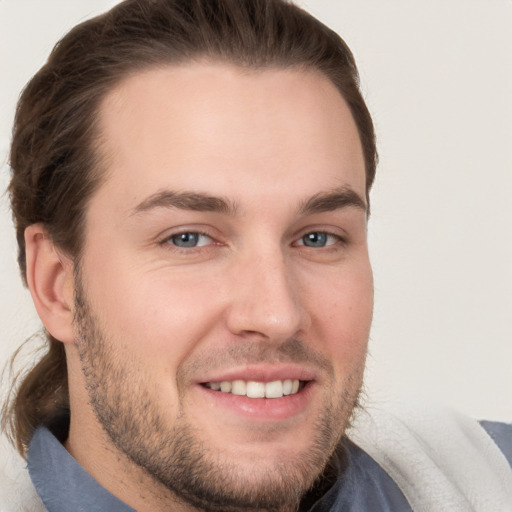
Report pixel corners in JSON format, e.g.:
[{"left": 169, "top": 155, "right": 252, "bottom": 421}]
[
  {"left": 302, "top": 232, "right": 328, "bottom": 247},
  {"left": 170, "top": 232, "right": 210, "bottom": 248},
  {"left": 299, "top": 232, "right": 340, "bottom": 248}
]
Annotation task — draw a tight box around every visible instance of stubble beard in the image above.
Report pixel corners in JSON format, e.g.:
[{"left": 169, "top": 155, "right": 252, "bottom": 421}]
[{"left": 73, "top": 275, "right": 364, "bottom": 512}]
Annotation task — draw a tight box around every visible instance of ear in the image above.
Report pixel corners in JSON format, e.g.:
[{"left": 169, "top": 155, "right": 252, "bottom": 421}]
[{"left": 24, "top": 224, "right": 75, "bottom": 344}]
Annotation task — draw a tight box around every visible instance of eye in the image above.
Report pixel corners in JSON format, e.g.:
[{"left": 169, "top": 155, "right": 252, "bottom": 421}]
[
  {"left": 297, "top": 232, "right": 340, "bottom": 248},
  {"left": 167, "top": 232, "right": 212, "bottom": 248}
]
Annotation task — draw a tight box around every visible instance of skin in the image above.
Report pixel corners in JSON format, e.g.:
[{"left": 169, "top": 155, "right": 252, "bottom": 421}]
[{"left": 26, "top": 63, "right": 373, "bottom": 512}]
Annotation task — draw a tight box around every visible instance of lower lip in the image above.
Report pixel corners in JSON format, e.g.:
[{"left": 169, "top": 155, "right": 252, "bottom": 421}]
[{"left": 197, "top": 382, "right": 314, "bottom": 422}]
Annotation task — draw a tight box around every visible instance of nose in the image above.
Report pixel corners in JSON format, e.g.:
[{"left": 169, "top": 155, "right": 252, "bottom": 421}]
[{"left": 225, "top": 249, "right": 307, "bottom": 343}]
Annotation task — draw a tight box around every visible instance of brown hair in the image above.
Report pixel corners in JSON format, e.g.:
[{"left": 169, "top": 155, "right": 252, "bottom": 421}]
[{"left": 3, "top": 0, "right": 377, "bottom": 455}]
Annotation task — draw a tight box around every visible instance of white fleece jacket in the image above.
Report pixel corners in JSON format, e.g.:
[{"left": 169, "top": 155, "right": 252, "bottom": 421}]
[{"left": 349, "top": 403, "right": 512, "bottom": 512}]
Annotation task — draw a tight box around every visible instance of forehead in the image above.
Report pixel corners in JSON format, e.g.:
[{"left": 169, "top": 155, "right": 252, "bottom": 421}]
[{"left": 93, "top": 62, "right": 366, "bottom": 212}]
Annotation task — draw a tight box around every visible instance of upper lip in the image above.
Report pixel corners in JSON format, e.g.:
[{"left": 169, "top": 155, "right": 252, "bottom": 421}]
[{"left": 197, "top": 364, "right": 317, "bottom": 385}]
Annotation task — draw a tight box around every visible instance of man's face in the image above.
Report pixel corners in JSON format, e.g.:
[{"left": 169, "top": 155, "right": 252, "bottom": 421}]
[{"left": 71, "top": 63, "right": 373, "bottom": 511}]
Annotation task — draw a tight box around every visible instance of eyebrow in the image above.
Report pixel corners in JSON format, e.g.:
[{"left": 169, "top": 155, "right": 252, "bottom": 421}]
[
  {"left": 130, "top": 185, "right": 366, "bottom": 217},
  {"left": 131, "top": 190, "right": 237, "bottom": 216},
  {"left": 298, "top": 186, "right": 367, "bottom": 215}
]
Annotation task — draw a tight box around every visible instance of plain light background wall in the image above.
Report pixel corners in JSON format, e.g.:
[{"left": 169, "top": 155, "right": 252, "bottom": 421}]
[{"left": 1, "top": 1, "right": 511, "bottom": 421}]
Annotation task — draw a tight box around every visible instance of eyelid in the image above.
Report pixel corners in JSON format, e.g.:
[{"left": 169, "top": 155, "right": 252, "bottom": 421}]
[
  {"left": 158, "top": 226, "right": 218, "bottom": 249},
  {"left": 166, "top": 230, "right": 209, "bottom": 240},
  {"left": 292, "top": 225, "right": 348, "bottom": 245}
]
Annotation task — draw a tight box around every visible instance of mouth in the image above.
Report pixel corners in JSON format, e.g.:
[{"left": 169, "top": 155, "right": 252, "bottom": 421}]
[{"left": 201, "top": 379, "right": 307, "bottom": 398}]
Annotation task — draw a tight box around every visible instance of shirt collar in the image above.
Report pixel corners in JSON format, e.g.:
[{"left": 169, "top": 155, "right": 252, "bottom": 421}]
[
  {"left": 27, "top": 426, "right": 408, "bottom": 512},
  {"left": 28, "top": 427, "right": 135, "bottom": 512}
]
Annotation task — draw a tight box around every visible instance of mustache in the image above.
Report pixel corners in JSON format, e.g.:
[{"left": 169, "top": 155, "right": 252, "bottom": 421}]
[{"left": 179, "top": 338, "right": 334, "bottom": 379}]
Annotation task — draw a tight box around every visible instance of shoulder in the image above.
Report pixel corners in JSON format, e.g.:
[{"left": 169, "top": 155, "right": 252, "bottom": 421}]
[
  {"left": 480, "top": 420, "right": 512, "bottom": 467},
  {"left": 347, "top": 404, "right": 512, "bottom": 511},
  {"left": 0, "top": 433, "right": 46, "bottom": 512}
]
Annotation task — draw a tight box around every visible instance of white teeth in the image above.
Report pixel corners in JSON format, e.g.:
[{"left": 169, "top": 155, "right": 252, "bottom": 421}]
[
  {"left": 205, "top": 379, "right": 302, "bottom": 399},
  {"left": 220, "top": 381, "right": 232, "bottom": 392},
  {"left": 282, "top": 379, "right": 293, "bottom": 395},
  {"left": 231, "top": 380, "right": 246, "bottom": 396},
  {"left": 265, "top": 380, "right": 283, "bottom": 398},
  {"left": 246, "top": 381, "right": 266, "bottom": 398}
]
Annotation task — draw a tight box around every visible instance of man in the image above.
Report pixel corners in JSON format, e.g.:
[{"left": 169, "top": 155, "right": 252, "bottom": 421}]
[{"left": 0, "top": 1, "right": 511, "bottom": 511}]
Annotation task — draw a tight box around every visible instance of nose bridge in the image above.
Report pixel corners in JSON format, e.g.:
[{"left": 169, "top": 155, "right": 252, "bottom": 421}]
[{"left": 226, "top": 245, "right": 304, "bottom": 341}]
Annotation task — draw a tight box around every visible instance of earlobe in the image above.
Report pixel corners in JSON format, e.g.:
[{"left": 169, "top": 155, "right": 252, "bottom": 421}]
[{"left": 24, "top": 224, "right": 75, "bottom": 344}]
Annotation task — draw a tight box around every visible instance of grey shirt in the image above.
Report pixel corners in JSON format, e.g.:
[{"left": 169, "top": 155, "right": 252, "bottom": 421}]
[{"left": 28, "top": 422, "right": 512, "bottom": 512}]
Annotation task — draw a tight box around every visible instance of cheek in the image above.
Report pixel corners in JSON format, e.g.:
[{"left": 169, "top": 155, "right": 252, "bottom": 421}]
[
  {"left": 85, "top": 263, "right": 226, "bottom": 359},
  {"left": 306, "top": 262, "right": 373, "bottom": 362}
]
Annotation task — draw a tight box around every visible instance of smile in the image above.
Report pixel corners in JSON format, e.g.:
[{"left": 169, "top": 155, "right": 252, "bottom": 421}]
[{"left": 203, "top": 379, "right": 304, "bottom": 399}]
